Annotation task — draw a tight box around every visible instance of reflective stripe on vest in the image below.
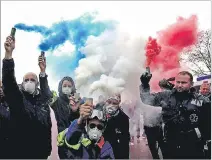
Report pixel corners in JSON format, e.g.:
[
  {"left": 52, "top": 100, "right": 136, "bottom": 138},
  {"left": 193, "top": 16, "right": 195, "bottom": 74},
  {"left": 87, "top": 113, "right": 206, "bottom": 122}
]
[
  {"left": 57, "top": 128, "right": 68, "bottom": 146},
  {"left": 65, "top": 138, "right": 81, "bottom": 150},
  {"left": 194, "top": 127, "right": 201, "bottom": 139},
  {"left": 65, "top": 137, "right": 92, "bottom": 150}
]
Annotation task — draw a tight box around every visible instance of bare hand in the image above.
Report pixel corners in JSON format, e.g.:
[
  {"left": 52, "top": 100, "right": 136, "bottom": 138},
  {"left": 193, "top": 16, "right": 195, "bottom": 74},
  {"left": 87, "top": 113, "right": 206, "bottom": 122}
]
[
  {"left": 78, "top": 103, "right": 93, "bottom": 124},
  {"left": 69, "top": 96, "right": 80, "bottom": 112},
  {"left": 38, "top": 55, "right": 46, "bottom": 72},
  {"left": 4, "top": 36, "right": 15, "bottom": 59},
  {"left": 0, "top": 88, "right": 4, "bottom": 98}
]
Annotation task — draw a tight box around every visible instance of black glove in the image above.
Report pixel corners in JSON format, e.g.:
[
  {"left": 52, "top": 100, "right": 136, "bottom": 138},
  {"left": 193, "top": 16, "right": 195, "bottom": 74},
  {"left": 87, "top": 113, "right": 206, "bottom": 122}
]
[
  {"left": 159, "top": 79, "right": 174, "bottom": 90},
  {"left": 140, "top": 72, "right": 152, "bottom": 86}
]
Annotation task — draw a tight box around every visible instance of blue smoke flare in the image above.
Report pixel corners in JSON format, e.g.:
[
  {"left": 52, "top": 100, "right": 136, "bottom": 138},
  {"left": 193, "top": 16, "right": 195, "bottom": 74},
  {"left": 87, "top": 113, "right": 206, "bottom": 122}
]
[{"left": 15, "top": 12, "right": 116, "bottom": 79}]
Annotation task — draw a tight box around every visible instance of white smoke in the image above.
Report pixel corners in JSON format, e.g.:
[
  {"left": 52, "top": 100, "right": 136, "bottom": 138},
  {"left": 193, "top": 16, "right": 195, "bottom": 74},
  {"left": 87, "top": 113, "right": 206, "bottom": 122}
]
[
  {"left": 74, "top": 27, "right": 146, "bottom": 102},
  {"left": 139, "top": 100, "right": 162, "bottom": 127},
  {"left": 74, "top": 26, "right": 162, "bottom": 127}
]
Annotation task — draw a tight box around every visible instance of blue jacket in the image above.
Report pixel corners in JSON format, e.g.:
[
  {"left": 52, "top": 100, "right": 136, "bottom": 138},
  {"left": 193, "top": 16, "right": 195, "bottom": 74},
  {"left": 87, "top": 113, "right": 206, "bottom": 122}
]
[{"left": 57, "top": 119, "right": 115, "bottom": 159}]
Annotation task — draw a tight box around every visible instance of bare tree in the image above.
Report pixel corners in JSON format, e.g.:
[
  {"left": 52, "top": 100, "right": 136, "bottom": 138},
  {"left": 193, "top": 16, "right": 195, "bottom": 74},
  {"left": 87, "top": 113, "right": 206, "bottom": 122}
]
[{"left": 181, "top": 30, "right": 211, "bottom": 76}]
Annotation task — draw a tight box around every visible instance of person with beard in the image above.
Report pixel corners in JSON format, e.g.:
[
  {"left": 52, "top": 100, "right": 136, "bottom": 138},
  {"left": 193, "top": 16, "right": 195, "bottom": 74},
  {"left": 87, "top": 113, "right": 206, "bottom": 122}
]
[
  {"left": 140, "top": 71, "right": 211, "bottom": 159},
  {"left": 0, "top": 82, "right": 10, "bottom": 158},
  {"left": 57, "top": 101, "right": 114, "bottom": 159},
  {"left": 2, "top": 36, "right": 52, "bottom": 158},
  {"left": 103, "top": 94, "right": 130, "bottom": 159}
]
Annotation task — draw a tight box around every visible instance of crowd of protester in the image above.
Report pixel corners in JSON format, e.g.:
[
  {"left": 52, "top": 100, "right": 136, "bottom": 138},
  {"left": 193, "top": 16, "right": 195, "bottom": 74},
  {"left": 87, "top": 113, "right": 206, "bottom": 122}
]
[{"left": 0, "top": 34, "right": 211, "bottom": 159}]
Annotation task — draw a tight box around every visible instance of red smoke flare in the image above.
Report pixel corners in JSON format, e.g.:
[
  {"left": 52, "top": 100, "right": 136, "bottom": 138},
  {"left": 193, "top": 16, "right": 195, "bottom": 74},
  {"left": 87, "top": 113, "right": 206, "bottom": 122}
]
[
  {"left": 145, "top": 37, "right": 161, "bottom": 66},
  {"left": 145, "top": 15, "right": 198, "bottom": 92}
]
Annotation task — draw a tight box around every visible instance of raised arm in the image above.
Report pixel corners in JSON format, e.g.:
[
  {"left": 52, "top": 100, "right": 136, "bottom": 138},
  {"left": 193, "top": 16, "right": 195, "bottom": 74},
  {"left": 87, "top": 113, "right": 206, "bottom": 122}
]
[
  {"left": 38, "top": 55, "right": 52, "bottom": 103},
  {"left": 2, "top": 36, "right": 24, "bottom": 115},
  {"left": 139, "top": 72, "right": 170, "bottom": 107},
  {"left": 139, "top": 71, "right": 159, "bottom": 106}
]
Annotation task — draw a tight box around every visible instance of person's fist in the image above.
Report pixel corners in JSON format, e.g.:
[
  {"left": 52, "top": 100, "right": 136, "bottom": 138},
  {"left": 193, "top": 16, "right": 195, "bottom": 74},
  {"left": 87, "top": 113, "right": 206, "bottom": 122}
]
[
  {"left": 38, "top": 56, "right": 46, "bottom": 72},
  {"left": 69, "top": 96, "right": 80, "bottom": 112},
  {"left": 140, "top": 72, "right": 152, "bottom": 85},
  {"left": 0, "top": 88, "right": 4, "bottom": 99},
  {"left": 4, "top": 36, "right": 15, "bottom": 59},
  {"left": 79, "top": 103, "right": 93, "bottom": 121},
  {"left": 159, "top": 79, "right": 174, "bottom": 90}
]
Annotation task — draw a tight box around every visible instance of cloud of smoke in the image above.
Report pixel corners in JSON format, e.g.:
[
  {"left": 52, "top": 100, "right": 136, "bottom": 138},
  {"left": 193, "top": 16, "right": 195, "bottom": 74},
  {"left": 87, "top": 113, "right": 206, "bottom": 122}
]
[
  {"left": 75, "top": 28, "right": 147, "bottom": 102},
  {"left": 15, "top": 12, "right": 116, "bottom": 79},
  {"left": 145, "top": 15, "right": 198, "bottom": 92}
]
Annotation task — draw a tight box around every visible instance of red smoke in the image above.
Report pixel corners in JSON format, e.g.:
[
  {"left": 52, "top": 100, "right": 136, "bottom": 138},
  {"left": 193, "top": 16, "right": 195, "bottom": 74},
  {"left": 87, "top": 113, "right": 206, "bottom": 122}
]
[
  {"left": 145, "top": 37, "right": 161, "bottom": 66},
  {"left": 145, "top": 15, "right": 198, "bottom": 92}
]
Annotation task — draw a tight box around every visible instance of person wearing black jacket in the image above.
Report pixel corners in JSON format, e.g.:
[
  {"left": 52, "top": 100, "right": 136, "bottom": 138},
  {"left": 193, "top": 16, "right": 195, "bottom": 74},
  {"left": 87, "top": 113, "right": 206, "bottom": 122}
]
[
  {"left": 199, "top": 82, "right": 211, "bottom": 159},
  {"left": 103, "top": 94, "right": 130, "bottom": 159},
  {"left": 140, "top": 72, "right": 175, "bottom": 159},
  {"left": 140, "top": 71, "right": 211, "bottom": 159},
  {"left": 51, "top": 76, "right": 80, "bottom": 133},
  {"left": 0, "top": 84, "right": 10, "bottom": 158},
  {"left": 51, "top": 76, "right": 80, "bottom": 158},
  {"left": 2, "top": 36, "right": 52, "bottom": 159}
]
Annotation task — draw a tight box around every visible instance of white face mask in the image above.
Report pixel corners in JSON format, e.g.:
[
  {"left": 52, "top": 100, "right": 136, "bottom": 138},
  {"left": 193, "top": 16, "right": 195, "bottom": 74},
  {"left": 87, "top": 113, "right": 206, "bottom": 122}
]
[
  {"left": 62, "top": 87, "right": 72, "bottom": 95},
  {"left": 23, "top": 81, "right": 36, "bottom": 94},
  {"left": 105, "top": 104, "right": 119, "bottom": 116},
  {"left": 87, "top": 127, "right": 103, "bottom": 142}
]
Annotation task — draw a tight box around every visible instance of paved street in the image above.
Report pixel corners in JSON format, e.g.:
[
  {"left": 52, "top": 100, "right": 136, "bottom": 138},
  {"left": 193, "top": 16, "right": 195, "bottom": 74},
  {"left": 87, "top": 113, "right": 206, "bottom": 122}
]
[{"left": 130, "top": 138, "right": 152, "bottom": 159}]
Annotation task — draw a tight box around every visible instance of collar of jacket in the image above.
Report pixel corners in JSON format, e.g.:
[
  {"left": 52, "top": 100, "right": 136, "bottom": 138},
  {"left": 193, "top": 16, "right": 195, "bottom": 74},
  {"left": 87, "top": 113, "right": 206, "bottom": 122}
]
[
  {"left": 21, "top": 88, "right": 41, "bottom": 100},
  {"left": 96, "top": 136, "right": 105, "bottom": 149},
  {"left": 171, "top": 87, "right": 195, "bottom": 96},
  {"left": 82, "top": 133, "right": 105, "bottom": 149}
]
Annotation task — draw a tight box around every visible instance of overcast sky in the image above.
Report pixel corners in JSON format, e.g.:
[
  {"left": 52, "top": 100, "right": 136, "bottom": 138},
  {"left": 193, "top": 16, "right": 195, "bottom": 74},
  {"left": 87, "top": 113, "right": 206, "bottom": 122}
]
[{"left": 1, "top": 1, "right": 211, "bottom": 91}]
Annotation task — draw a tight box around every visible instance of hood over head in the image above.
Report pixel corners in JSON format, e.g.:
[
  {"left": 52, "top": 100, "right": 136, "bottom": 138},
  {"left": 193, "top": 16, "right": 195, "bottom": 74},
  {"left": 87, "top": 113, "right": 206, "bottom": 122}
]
[{"left": 58, "top": 76, "right": 76, "bottom": 96}]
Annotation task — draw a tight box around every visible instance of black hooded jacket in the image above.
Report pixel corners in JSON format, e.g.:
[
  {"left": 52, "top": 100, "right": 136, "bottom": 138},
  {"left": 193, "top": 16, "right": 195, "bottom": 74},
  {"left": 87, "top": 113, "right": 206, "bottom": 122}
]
[
  {"left": 51, "top": 76, "right": 80, "bottom": 133},
  {"left": 2, "top": 58, "right": 52, "bottom": 159},
  {"left": 103, "top": 108, "right": 130, "bottom": 159}
]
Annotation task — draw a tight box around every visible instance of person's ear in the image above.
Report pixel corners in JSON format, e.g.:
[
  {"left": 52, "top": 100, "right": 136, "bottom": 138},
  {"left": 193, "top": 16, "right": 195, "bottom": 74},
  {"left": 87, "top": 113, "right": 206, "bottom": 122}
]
[{"left": 191, "top": 81, "right": 194, "bottom": 86}]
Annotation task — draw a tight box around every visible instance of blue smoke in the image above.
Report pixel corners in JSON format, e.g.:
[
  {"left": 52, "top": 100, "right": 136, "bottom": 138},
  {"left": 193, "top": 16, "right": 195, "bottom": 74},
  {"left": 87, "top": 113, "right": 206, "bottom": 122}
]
[
  {"left": 15, "top": 12, "right": 116, "bottom": 79},
  {"left": 14, "top": 23, "right": 52, "bottom": 36}
]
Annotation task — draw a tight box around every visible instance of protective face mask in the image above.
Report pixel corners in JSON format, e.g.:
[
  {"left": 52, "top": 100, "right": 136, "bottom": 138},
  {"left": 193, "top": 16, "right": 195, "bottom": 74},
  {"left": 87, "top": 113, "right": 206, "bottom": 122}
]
[
  {"left": 87, "top": 127, "right": 103, "bottom": 142},
  {"left": 105, "top": 104, "right": 119, "bottom": 116},
  {"left": 23, "top": 81, "right": 36, "bottom": 94},
  {"left": 62, "top": 87, "right": 72, "bottom": 95}
]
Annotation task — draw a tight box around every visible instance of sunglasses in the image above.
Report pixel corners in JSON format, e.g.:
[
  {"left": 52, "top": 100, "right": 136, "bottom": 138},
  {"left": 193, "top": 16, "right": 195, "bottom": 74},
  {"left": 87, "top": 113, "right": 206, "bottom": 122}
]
[
  {"left": 24, "top": 78, "right": 36, "bottom": 82},
  {"left": 106, "top": 99, "right": 119, "bottom": 105},
  {"left": 89, "top": 123, "right": 104, "bottom": 131}
]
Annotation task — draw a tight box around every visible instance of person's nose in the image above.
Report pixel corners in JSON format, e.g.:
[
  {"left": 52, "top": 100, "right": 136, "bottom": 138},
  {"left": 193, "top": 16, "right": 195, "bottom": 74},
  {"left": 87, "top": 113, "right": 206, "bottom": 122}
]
[{"left": 178, "top": 82, "right": 183, "bottom": 88}]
